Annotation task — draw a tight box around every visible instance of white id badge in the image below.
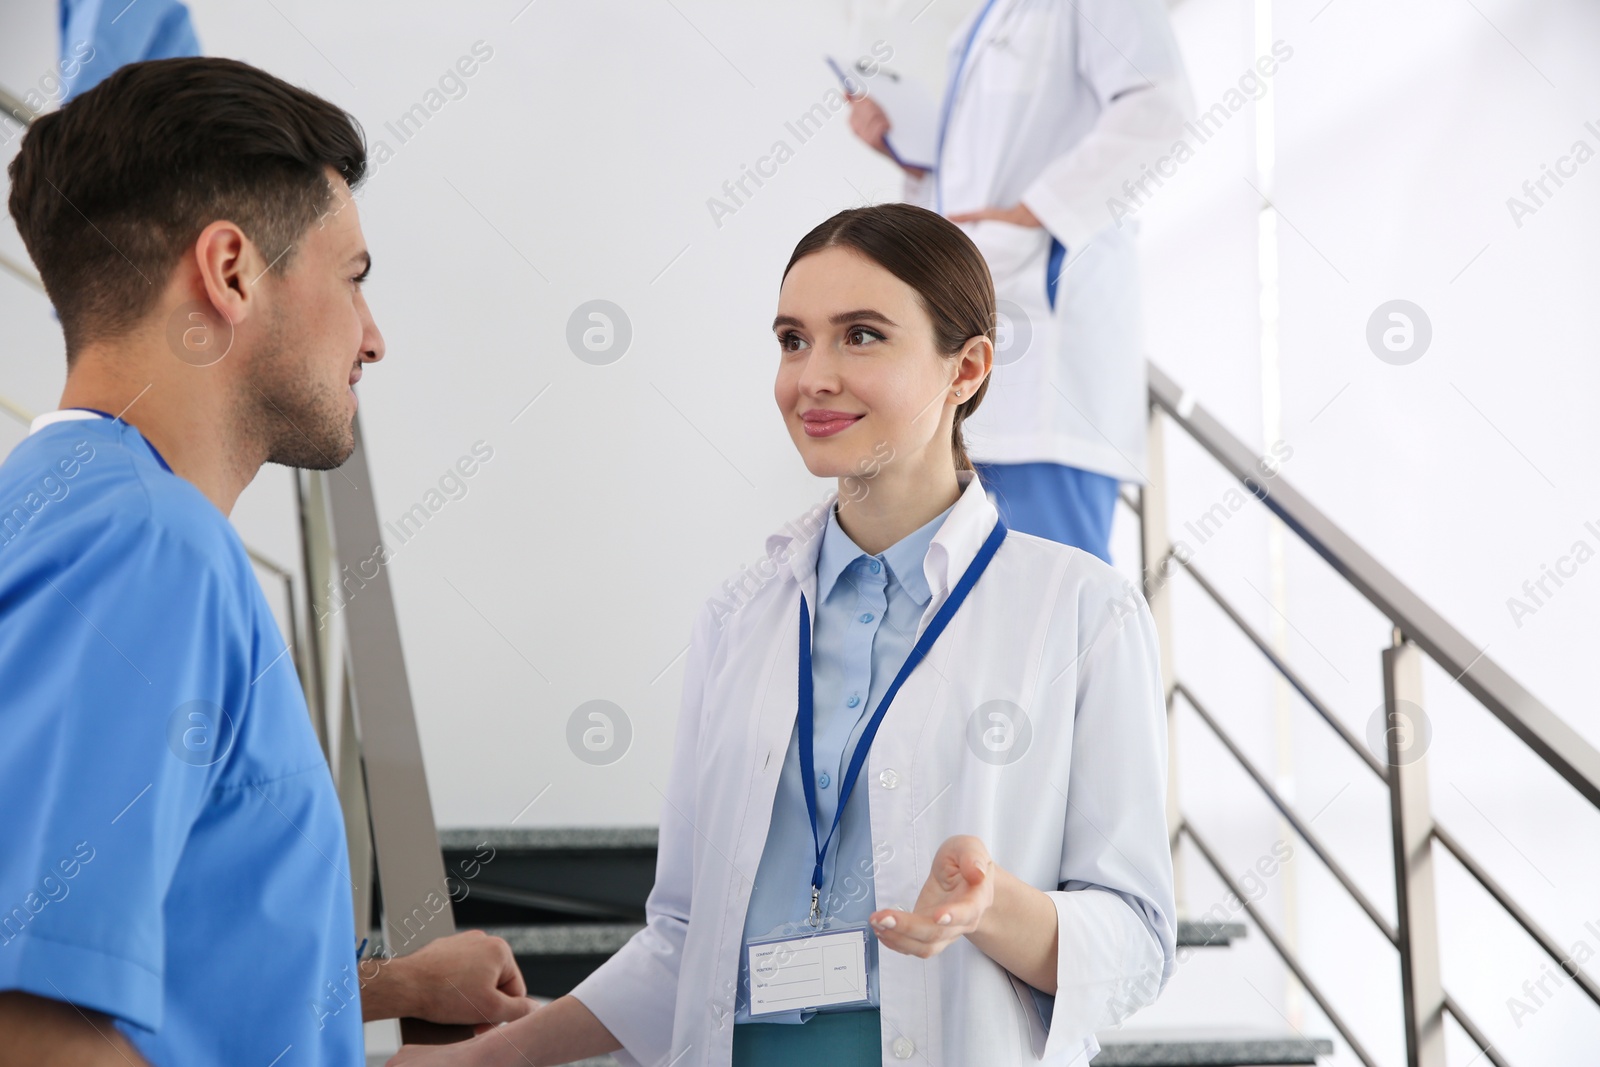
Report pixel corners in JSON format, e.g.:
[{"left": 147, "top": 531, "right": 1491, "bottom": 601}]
[{"left": 746, "top": 923, "right": 873, "bottom": 1016}]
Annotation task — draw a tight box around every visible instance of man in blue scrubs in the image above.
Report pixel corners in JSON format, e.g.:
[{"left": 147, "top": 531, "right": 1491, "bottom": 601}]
[{"left": 0, "top": 57, "right": 530, "bottom": 1064}]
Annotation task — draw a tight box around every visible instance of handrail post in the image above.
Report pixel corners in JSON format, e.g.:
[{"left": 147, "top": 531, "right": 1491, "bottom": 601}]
[
  {"left": 299, "top": 468, "right": 374, "bottom": 938},
  {"left": 1383, "top": 631, "right": 1446, "bottom": 1067},
  {"left": 326, "top": 415, "right": 470, "bottom": 1044},
  {"left": 1139, "top": 402, "right": 1183, "bottom": 913},
  {"left": 297, "top": 470, "right": 333, "bottom": 757}
]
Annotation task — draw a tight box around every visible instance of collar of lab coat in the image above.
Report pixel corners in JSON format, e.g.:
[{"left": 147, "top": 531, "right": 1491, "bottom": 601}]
[{"left": 764, "top": 468, "right": 998, "bottom": 633}]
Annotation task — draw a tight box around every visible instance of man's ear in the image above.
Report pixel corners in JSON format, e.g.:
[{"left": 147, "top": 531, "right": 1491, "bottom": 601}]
[{"left": 192, "top": 219, "right": 263, "bottom": 328}]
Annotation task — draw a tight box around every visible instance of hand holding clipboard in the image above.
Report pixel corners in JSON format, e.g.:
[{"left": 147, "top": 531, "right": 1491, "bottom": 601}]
[{"left": 828, "top": 55, "right": 938, "bottom": 174}]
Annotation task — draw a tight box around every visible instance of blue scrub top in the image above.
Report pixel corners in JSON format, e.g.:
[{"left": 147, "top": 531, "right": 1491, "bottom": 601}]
[
  {"left": 0, "top": 416, "right": 362, "bottom": 1065},
  {"left": 735, "top": 499, "right": 953, "bottom": 1025}
]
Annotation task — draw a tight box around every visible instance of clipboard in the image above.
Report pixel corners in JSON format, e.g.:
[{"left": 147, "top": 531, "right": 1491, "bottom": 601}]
[{"left": 826, "top": 56, "right": 939, "bottom": 172}]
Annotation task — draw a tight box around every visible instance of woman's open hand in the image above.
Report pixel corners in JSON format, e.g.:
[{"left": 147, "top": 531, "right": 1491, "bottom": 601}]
[{"left": 870, "top": 834, "right": 995, "bottom": 958}]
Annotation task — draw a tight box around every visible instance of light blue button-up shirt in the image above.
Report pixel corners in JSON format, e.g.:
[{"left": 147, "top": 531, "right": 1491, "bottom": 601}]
[{"left": 734, "top": 498, "right": 955, "bottom": 1025}]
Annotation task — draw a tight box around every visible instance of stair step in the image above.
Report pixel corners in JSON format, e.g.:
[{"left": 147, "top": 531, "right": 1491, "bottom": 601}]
[
  {"left": 444, "top": 827, "right": 658, "bottom": 850},
  {"left": 1175, "top": 919, "right": 1247, "bottom": 947},
  {"left": 482, "top": 922, "right": 640, "bottom": 956},
  {"left": 370, "top": 1029, "right": 1331, "bottom": 1067},
  {"left": 467, "top": 919, "right": 1245, "bottom": 959},
  {"left": 1090, "top": 1028, "right": 1333, "bottom": 1065}
]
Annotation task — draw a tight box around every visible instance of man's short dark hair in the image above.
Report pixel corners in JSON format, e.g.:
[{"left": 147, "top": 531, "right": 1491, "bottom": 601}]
[{"left": 7, "top": 56, "right": 367, "bottom": 360}]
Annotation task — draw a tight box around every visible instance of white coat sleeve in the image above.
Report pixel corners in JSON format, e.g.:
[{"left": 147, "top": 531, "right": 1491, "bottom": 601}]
[
  {"left": 567, "top": 599, "right": 722, "bottom": 1067},
  {"left": 1019, "top": 0, "right": 1196, "bottom": 254},
  {"left": 1034, "top": 574, "right": 1177, "bottom": 1058}
]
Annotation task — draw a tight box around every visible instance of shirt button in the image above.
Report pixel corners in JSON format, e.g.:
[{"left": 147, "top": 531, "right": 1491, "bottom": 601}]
[
  {"left": 818, "top": 771, "right": 831, "bottom": 789},
  {"left": 869, "top": 560, "right": 882, "bottom": 574},
  {"left": 859, "top": 612, "right": 875, "bottom": 623},
  {"left": 879, "top": 768, "right": 899, "bottom": 789},
  {"left": 846, "top": 694, "right": 860, "bottom": 708},
  {"left": 892, "top": 1036, "right": 915, "bottom": 1059}
]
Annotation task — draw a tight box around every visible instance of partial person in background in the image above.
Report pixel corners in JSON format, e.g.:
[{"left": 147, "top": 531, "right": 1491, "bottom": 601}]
[
  {"left": 849, "top": 0, "right": 1193, "bottom": 563},
  {"left": 0, "top": 57, "right": 530, "bottom": 1066},
  {"left": 58, "top": 0, "right": 201, "bottom": 100}
]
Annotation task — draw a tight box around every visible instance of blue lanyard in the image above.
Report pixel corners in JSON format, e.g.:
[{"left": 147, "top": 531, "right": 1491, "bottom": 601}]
[
  {"left": 797, "top": 514, "right": 1008, "bottom": 927},
  {"left": 933, "top": 0, "right": 1005, "bottom": 216},
  {"left": 68, "top": 407, "right": 173, "bottom": 472}
]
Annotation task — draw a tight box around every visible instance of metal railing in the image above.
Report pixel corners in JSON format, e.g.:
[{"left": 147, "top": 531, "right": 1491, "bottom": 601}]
[{"left": 1134, "top": 362, "right": 1600, "bottom": 1067}]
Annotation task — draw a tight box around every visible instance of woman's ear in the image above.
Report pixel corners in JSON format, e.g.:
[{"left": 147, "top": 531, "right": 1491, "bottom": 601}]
[{"left": 955, "top": 333, "right": 993, "bottom": 395}]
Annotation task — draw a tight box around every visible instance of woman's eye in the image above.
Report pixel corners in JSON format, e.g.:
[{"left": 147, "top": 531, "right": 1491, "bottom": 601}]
[
  {"left": 778, "top": 331, "right": 808, "bottom": 352},
  {"left": 846, "top": 326, "right": 884, "bottom": 346}
]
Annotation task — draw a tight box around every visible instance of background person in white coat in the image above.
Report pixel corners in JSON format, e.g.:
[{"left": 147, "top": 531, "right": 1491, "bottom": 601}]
[
  {"left": 849, "top": 0, "right": 1194, "bottom": 563},
  {"left": 391, "top": 204, "right": 1174, "bottom": 1067}
]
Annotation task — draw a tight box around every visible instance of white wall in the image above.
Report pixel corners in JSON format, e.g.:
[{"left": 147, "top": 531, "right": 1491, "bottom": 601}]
[{"left": 2, "top": 0, "right": 1596, "bottom": 1062}]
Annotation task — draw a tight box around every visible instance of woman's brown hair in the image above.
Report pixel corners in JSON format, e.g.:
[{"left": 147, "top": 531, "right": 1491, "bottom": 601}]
[{"left": 781, "top": 203, "right": 995, "bottom": 471}]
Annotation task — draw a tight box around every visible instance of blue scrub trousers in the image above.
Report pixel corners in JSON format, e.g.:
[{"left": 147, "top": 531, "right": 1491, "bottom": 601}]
[
  {"left": 972, "top": 461, "right": 1120, "bottom": 564},
  {"left": 732, "top": 1009, "right": 883, "bottom": 1064}
]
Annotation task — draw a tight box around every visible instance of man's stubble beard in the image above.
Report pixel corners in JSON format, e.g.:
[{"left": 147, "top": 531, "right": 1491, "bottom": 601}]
[{"left": 240, "top": 307, "right": 358, "bottom": 472}]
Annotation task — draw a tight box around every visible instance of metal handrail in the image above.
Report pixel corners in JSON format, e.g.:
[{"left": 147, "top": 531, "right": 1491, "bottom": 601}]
[
  {"left": 1442, "top": 991, "right": 1510, "bottom": 1067},
  {"left": 0, "top": 84, "right": 29, "bottom": 126},
  {"left": 1433, "top": 822, "right": 1600, "bottom": 1011},
  {"left": 1184, "top": 815, "right": 1512, "bottom": 1067},
  {"left": 1175, "top": 674, "right": 1557, "bottom": 1066},
  {"left": 1174, "top": 682, "right": 1397, "bottom": 945},
  {"left": 0, "top": 250, "right": 44, "bottom": 294},
  {"left": 0, "top": 390, "right": 33, "bottom": 428},
  {"left": 1179, "top": 818, "right": 1381, "bottom": 1067},
  {"left": 1144, "top": 362, "right": 1600, "bottom": 1066},
  {"left": 1176, "top": 557, "right": 1386, "bottom": 780},
  {"left": 1148, "top": 362, "right": 1600, "bottom": 809}
]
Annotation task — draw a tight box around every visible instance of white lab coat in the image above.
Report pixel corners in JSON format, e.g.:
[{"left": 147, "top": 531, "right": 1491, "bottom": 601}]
[
  {"left": 570, "top": 470, "right": 1176, "bottom": 1065},
  {"left": 905, "top": 0, "right": 1194, "bottom": 483}
]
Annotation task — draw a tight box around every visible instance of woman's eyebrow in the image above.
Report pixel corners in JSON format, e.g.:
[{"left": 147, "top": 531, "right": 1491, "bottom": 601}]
[{"left": 771, "top": 309, "right": 900, "bottom": 331}]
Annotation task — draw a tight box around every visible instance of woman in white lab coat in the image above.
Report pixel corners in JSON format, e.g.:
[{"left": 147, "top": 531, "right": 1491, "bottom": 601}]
[
  {"left": 849, "top": 0, "right": 1193, "bottom": 564},
  {"left": 390, "top": 204, "right": 1174, "bottom": 1067}
]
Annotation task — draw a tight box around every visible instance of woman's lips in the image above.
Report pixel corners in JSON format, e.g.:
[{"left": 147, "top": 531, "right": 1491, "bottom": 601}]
[{"left": 801, "top": 412, "right": 863, "bottom": 438}]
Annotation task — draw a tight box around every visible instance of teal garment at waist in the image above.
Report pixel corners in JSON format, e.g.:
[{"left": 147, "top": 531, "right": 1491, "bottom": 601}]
[{"left": 732, "top": 1008, "right": 882, "bottom": 1065}]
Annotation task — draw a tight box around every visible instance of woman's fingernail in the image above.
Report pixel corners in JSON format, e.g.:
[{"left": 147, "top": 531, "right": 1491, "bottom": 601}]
[
  {"left": 876, "top": 916, "right": 897, "bottom": 930},
  {"left": 937, "top": 913, "right": 952, "bottom": 926}
]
